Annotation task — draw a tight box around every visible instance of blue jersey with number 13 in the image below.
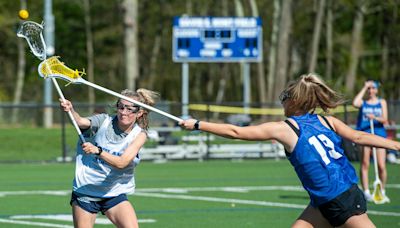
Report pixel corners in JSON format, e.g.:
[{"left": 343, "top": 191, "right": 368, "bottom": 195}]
[{"left": 288, "top": 113, "right": 358, "bottom": 207}]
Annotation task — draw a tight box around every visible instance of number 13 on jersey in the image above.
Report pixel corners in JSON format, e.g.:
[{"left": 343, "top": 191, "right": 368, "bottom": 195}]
[{"left": 309, "top": 134, "right": 342, "bottom": 165}]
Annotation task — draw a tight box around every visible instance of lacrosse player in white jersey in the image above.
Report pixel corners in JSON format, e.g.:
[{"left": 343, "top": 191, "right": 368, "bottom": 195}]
[{"left": 60, "top": 88, "right": 159, "bottom": 228}]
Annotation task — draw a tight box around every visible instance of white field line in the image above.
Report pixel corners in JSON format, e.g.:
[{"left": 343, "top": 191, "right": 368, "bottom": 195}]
[
  {"left": 137, "top": 185, "right": 305, "bottom": 193},
  {"left": 10, "top": 215, "right": 156, "bottom": 224},
  {"left": 1, "top": 184, "right": 398, "bottom": 197},
  {"left": 0, "top": 190, "right": 70, "bottom": 197},
  {"left": 0, "top": 185, "right": 399, "bottom": 218},
  {"left": 135, "top": 192, "right": 306, "bottom": 209},
  {"left": 134, "top": 191, "right": 400, "bottom": 217},
  {"left": 385, "top": 184, "right": 400, "bottom": 188},
  {"left": 0, "top": 218, "right": 73, "bottom": 228},
  {"left": 0, "top": 216, "right": 155, "bottom": 227},
  {"left": 11, "top": 215, "right": 112, "bottom": 225},
  {"left": 0, "top": 186, "right": 302, "bottom": 197}
]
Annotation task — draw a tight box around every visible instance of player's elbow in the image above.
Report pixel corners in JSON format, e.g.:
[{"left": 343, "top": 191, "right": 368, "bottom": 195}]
[
  {"left": 225, "top": 127, "right": 242, "bottom": 139},
  {"left": 352, "top": 132, "right": 367, "bottom": 145},
  {"left": 352, "top": 101, "right": 360, "bottom": 108},
  {"left": 114, "top": 160, "right": 130, "bottom": 169}
]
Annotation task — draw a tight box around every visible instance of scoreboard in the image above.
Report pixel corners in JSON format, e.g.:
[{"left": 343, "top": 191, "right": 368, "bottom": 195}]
[{"left": 172, "top": 16, "right": 262, "bottom": 62}]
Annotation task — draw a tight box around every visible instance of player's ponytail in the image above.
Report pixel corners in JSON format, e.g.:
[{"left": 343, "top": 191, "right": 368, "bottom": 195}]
[
  {"left": 135, "top": 88, "right": 160, "bottom": 130},
  {"left": 283, "top": 73, "right": 345, "bottom": 114},
  {"left": 136, "top": 88, "right": 159, "bottom": 107}
]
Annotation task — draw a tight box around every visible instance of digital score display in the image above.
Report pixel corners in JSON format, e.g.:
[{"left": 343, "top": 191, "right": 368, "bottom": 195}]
[{"left": 172, "top": 16, "right": 262, "bottom": 62}]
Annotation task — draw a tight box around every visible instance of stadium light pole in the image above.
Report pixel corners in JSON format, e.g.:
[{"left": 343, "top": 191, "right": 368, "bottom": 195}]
[{"left": 43, "top": 0, "right": 55, "bottom": 128}]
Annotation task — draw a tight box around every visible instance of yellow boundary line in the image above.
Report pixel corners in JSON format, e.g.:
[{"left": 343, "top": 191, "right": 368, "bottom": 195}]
[{"left": 189, "top": 104, "right": 358, "bottom": 115}]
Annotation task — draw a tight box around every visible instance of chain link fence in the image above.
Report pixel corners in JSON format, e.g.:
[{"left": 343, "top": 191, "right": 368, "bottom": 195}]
[{"left": 1, "top": 101, "right": 399, "bottom": 162}]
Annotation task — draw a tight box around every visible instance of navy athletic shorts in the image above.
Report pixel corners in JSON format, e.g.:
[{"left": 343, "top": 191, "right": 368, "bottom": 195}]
[
  {"left": 318, "top": 185, "right": 367, "bottom": 227},
  {"left": 70, "top": 192, "right": 128, "bottom": 214}
]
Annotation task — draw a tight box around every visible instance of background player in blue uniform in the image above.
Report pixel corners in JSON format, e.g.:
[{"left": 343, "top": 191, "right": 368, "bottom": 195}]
[
  {"left": 180, "top": 74, "right": 400, "bottom": 227},
  {"left": 353, "top": 80, "right": 389, "bottom": 202}
]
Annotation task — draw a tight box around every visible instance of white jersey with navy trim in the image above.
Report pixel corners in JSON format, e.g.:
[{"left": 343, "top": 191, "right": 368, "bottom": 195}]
[{"left": 73, "top": 115, "right": 143, "bottom": 198}]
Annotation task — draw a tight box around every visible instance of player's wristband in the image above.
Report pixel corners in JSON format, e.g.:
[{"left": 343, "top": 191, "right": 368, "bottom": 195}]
[
  {"left": 194, "top": 120, "right": 200, "bottom": 130},
  {"left": 96, "top": 146, "right": 103, "bottom": 156}
]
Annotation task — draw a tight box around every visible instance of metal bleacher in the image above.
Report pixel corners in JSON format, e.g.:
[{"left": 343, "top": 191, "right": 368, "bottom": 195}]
[{"left": 140, "top": 127, "right": 285, "bottom": 161}]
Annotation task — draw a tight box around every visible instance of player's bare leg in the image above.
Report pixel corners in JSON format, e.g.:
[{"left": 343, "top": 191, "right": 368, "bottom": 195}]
[
  {"left": 360, "top": 147, "right": 372, "bottom": 200},
  {"left": 376, "top": 148, "right": 387, "bottom": 190},
  {"left": 105, "top": 201, "right": 138, "bottom": 228},
  {"left": 292, "top": 204, "right": 332, "bottom": 228},
  {"left": 340, "top": 213, "right": 375, "bottom": 228},
  {"left": 72, "top": 202, "right": 97, "bottom": 228}
]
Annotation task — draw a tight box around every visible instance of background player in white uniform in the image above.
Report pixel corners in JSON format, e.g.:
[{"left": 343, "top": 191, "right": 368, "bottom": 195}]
[
  {"left": 60, "top": 88, "right": 159, "bottom": 228},
  {"left": 180, "top": 74, "right": 400, "bottom": 227}
]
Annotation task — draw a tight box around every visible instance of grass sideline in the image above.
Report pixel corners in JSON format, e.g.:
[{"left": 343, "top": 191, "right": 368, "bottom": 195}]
[
  {"left": 0, "top": 127, "right": 78, "bottom": 161},
  {"left": 0, "top": 126, "right": 272, "bottom": 162},
  {"left": 0, "top": 160, "right": 399, "bottom": 227}
]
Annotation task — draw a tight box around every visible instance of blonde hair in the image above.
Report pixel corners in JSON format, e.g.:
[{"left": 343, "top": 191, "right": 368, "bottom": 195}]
[
  {"left": 281, "top": 73, "right": 344, "bottom": 114},
  {"left": 119, "top": 88, "right": 160, "bottom": 129}
]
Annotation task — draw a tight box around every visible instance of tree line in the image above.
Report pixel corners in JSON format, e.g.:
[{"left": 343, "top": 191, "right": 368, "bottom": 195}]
[{"left": 0, "top": 0, "right": 399, "bottom": 109}]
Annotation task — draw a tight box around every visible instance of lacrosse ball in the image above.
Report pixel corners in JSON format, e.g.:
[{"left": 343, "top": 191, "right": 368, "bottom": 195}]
[{"left": 18, "top": 9, "right": 29, "bottom": 20}]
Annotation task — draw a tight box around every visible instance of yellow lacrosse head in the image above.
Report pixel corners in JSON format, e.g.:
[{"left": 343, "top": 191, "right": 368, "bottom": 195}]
[
  {"left": 372, "top": 182, "right": 385, "bottom": 204},
  {"left": 39, "top": 56, "right": 85, "bottom": 82}
]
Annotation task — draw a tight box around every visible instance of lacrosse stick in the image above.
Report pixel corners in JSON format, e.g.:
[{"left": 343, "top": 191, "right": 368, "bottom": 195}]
[
  {"left": 37, "top": 56, "right": 183, "bottom": 122},
  {"left": 369, "top": 118, "right": 385, "bottom": 204},
  {"left": 17, "top": 21, "right": 86, "bottom": 143}
]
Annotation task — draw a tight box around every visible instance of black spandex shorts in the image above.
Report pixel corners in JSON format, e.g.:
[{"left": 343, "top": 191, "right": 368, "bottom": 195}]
[{"left": 318, "top": 185, "right": 367, "bottom": 227}]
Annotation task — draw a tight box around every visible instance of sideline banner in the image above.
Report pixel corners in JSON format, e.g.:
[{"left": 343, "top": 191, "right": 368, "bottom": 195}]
[{"left": 189, "top": 104, "right": 358, "bottom": 115}]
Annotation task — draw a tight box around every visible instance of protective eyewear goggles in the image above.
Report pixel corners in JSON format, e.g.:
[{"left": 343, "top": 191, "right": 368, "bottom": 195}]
[
  {"left": 116, "top": 102, "right": 140, "bottom": 114},
  {"left": 279, "top": 91, "right": 291, "bottom": 104}
]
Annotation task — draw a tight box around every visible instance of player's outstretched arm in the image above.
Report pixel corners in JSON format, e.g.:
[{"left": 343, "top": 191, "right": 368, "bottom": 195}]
[
  {"left": 179, "top": 118, "right": 288, "bottom": 142},
  {"left": 330, "top": 116, "right": 400, "bottom": 151}
]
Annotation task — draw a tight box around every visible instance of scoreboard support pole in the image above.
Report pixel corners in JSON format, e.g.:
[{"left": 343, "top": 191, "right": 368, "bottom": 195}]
[
  {"left": 181, "top": 62, "right": 251, "bottom": 118},
  {"left": 242, "top": 62, "right": 250, "bottom": 113},
  {"left": 182, "top": 63, "right": 189, "bottom": 118}
]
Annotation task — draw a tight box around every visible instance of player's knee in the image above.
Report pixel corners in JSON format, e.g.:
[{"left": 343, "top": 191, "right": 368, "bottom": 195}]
[
  {"left": 377, "top": 166, "right": 386, "bottom": 174},
  {"left": 361, "top": 164, "right": 370, "bottom": 170}
]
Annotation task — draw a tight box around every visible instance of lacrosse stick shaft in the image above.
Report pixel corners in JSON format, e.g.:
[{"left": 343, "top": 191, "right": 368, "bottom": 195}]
[
  {"left": 81, "top": 80, "right": 183, "bottom": 122},
  {"left": 42, "top": 57, "right": 86, "bottom": 143},
  {"left": 369, "top": 119, "right": 380, "bottom": 181},
  {"left": 51, "top": 78, "right": 86, "bottom": 143},
  {"left": 16, "top": 21, "right": 86, "bottom": 143}
]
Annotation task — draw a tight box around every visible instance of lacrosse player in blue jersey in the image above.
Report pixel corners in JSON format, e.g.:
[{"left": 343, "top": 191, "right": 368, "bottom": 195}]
[
  {"left": 353, "top": 80, "right": 389, "bottom": 203},
  {"left": 180, "top": 73, "right": 400, "bottom": 228}
]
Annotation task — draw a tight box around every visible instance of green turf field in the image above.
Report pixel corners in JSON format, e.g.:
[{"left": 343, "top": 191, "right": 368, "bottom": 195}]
[{"left": 0, "top": 160, "right": 399, "bottom": 227}]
